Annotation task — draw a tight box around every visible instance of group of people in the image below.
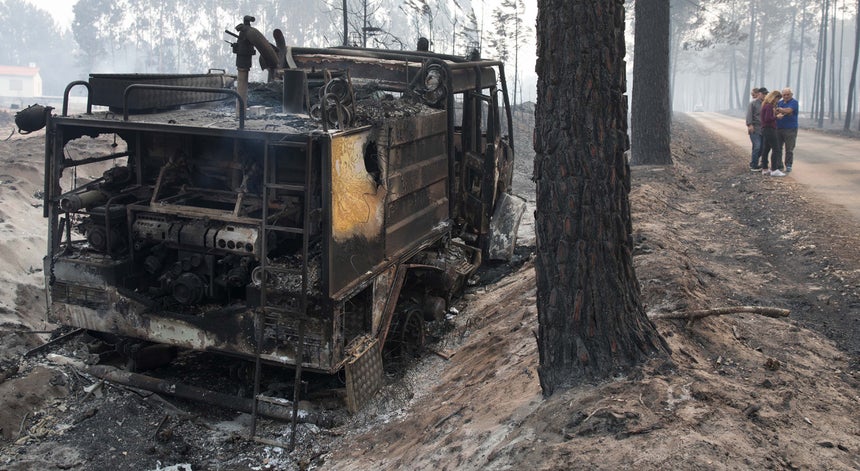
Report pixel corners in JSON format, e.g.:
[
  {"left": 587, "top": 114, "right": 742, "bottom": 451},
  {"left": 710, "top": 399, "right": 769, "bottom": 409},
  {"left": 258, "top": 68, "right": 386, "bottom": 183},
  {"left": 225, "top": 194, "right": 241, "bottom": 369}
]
[{"left": 745, "top": 87, "right": 799, "bottom": 177}]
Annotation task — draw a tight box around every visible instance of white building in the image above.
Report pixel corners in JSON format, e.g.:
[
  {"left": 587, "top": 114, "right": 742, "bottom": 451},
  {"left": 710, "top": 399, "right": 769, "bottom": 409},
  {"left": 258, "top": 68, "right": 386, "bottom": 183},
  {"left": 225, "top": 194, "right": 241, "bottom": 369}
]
[{"left": 0, "top": 65, "right": 43, "bottom": 100}]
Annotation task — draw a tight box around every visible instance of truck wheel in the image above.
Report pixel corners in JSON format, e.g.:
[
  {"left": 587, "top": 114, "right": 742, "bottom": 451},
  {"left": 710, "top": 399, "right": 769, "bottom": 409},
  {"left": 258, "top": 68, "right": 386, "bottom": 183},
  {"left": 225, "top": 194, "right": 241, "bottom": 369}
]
[{"left": 388, "top": 307, "right": 425, "bottom": 361}]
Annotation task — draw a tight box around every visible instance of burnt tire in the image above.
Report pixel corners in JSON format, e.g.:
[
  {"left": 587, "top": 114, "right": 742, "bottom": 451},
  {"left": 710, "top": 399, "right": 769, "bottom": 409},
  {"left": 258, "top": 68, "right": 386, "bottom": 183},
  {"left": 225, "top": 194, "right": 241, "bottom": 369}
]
[{"left": 386, "top": 307, "right": 426, "bottom": 363}]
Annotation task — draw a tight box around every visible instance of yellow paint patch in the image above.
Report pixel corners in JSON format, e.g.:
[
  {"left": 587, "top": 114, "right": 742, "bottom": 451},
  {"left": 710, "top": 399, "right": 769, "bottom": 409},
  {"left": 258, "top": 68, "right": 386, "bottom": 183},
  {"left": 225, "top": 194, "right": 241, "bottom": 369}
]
[{"left": 330, "top": 132, "right": 384, "bottom": 242}]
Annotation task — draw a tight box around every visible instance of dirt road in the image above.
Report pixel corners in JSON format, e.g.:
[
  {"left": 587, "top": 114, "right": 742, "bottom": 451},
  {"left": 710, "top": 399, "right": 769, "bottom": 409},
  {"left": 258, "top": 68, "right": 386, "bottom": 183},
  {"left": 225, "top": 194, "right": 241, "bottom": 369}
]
[{"left": 686, "top": 112, "right": 860, "bottom": 221}]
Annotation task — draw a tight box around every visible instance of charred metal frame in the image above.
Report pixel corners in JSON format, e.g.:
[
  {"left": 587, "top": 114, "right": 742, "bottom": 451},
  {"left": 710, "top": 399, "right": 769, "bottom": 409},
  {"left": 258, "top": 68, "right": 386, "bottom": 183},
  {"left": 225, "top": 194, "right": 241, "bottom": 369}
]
[{"left": 43, "top": 42, "right": 518, "bottom": 415}]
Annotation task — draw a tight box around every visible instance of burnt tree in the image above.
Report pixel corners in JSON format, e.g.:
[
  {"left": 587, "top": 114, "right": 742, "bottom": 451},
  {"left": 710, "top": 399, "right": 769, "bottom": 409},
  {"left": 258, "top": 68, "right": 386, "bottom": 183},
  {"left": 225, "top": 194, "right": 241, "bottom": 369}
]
[
  {"left": 534, "top": 0, "right": 668, "bottom": 396},
  {"left": 631, "top": 0, "right": 672, "bottom": 165}
]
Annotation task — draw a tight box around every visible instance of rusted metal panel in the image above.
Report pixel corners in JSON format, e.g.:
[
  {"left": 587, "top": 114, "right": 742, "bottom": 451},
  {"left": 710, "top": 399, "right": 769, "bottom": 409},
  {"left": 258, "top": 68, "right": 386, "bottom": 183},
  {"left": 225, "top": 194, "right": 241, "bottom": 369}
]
[
  {"left": 344, "top": 336, "right": 383, "bottom": 413},
  {"left": 379, "top": 112, "right": 450, "bottom": 258},
  {"left": 386, "top": 153, "right": 448, "bottom": 200},
  {"left": 51, "top": 295, "right": 335, "bottom": 372},
  {"left": 371, "top": 266, "right": 397, "bottom": 335},
  {"left": 49, "top": 253, "right": 335, "bottom": 371},
  {"left": 328, "top": 130, "right": 385, "bottom": 297},
  {"left": 50, "top": 292, "right": 255, "bottom": 356},
  {"left": 386, "top": 179, "right": 448, "bottom": 254},
  {"left": 383, "top": 111, "right": 448, "bottom": 149},
  {"left": 448, "top": 66, "right": 498, "bottom": 94},
  {"left": 330, "top": 130, "right": 384, "bottom": 241},
  {"left": 88, "top": 73, "right": 236, "bottom": 111},
  {"left": 291, "top": 51, "right": 498, "bottom": 94},
  {"left": 291, "top": 54, "right": 422, "bottom": 92}
]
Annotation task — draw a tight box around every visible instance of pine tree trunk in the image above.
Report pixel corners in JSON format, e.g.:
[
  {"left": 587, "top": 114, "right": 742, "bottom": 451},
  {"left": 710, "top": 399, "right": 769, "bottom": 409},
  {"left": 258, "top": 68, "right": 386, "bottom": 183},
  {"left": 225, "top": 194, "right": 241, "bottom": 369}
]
[
  {"left": 818, "top": 0, "right": 830, "bottom": 127},
  {"left": 844, "top": 0, "right": 860, "bottom": 130},
  {"left": 797, "top": 5, "right": 807, "bottom": 97},
  {"left": 786, "top": 7, "right": 796, "bottom": 87},
  {"left": 744, "top": 0, "right": 757, "bottom": 105},
  {"left": 829, "top": 4, "right": 837, "bottom": 122},
  {"left": 631, "top": 0, "right": 672, "bottom": 165},
  {"left": 731, "top": 50, "right": 740, "bottom": 109},
  {"left": 757, "top": 26, "right": 767, "bottom": 87},
  {"left": 534, "top": 0, "right": 669, "bottom": 397}
]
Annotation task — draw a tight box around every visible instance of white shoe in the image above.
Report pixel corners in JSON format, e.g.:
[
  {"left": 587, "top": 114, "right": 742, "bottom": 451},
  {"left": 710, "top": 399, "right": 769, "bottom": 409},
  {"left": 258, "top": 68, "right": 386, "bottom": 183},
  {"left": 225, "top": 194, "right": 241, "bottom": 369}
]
[
  {"left": 770, "top": 170, "right": 786, "bottom": 177},
  {"left": 761, "top": 168, "right": 769, "bottom": 175}
]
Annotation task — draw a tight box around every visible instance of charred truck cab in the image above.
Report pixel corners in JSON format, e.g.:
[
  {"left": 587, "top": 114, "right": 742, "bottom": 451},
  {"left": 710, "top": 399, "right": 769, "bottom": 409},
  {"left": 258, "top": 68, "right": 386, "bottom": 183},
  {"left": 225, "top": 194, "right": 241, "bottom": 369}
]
[{"left": 43, "top": 17, "right": 524, "bottom": 413}]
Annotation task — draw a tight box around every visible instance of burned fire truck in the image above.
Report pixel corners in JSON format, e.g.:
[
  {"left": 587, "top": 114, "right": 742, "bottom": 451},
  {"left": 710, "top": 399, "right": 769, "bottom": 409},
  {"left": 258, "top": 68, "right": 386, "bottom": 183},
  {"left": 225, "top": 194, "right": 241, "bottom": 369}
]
[{"left": 41, "top": 16, "right": 524, "bottom": 413}]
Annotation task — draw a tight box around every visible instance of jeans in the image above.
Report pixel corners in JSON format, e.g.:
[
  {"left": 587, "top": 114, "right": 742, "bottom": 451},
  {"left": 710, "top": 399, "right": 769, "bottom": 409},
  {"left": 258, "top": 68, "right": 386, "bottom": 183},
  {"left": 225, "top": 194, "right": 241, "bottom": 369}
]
[
  {"left": 777, "top": 128, "right": 798, "bottom": 168},
  {"left": 749, "top": 131, "right": 762, "bottom": 168}
]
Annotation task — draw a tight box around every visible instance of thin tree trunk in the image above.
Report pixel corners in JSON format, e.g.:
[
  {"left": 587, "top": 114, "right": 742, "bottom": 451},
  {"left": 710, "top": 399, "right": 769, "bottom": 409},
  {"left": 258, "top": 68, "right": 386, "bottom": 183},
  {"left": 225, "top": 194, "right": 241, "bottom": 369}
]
[
  {"left": 362, "top": 0, "right": 367, "bottom": 47},
  {"left": 342, "top": 0, "right": 348, "bottom": 46},
  {"left": 837, "top": 0, "right": 845, "bottom": 120},
  {"left": 844, "top": 0, "right": 860, "bottom": 130},
  {"left": 797, "top": 6, "right": 807, "bottom": 99},
  {"left": 829, "top": 1, "right": 836, "bottom": 122},
  {"left": 534, "top": 0, "right": 668, "bottom": 396},
  {"left": 744, "top": 0, "right": 757, "bottom": 106},
  {"left": 758, "top": 25, "right": 767, "bottom": 86},
  {"left": 812, "top": 20, "right": 822, "bottom": 120},
  {"left": 786, "top": 3, "right": 797, "bottom": 86},
  {"left": 818, "top": 0, "right": 829, "bottom": 128},
  {"left": 731, "top": 50, "right": 739, "bottom": 109},
  {"left": 513, "top": 2, "right": 520, "bottom": 108}
]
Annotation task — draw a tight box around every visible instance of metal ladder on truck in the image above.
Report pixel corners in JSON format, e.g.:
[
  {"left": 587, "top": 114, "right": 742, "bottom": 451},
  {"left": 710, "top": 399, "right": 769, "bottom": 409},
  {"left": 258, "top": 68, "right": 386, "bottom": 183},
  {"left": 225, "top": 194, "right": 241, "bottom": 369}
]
[{"left": 249, "top": 138, "right": 313, "bottom": 450}]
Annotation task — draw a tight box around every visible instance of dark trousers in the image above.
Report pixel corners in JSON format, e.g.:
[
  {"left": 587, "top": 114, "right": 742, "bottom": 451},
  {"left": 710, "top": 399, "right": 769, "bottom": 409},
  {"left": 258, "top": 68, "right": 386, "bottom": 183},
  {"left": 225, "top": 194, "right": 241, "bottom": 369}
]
[
  {"left": 762, "top": 128, "right": 782, "bottom": 170},
  {"left": 777, "top": 128, "right": 798, "bottom": 168}
]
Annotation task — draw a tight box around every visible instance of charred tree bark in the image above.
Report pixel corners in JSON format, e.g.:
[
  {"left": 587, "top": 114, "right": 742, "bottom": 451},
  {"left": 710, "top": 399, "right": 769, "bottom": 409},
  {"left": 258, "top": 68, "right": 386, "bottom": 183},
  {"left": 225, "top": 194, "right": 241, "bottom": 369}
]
[
  {"left": 631, "top": 0, "right": 672, "bottom": 165},
  {"left": 534, "top": 0, "right": 669, "bottom": 397}
]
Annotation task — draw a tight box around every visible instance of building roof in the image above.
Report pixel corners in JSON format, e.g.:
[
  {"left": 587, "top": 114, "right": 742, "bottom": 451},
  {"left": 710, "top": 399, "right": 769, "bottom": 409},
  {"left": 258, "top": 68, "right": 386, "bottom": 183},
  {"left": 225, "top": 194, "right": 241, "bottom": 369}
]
[{"left": 0, "top": 66, "right": 40, "bottom": 77}]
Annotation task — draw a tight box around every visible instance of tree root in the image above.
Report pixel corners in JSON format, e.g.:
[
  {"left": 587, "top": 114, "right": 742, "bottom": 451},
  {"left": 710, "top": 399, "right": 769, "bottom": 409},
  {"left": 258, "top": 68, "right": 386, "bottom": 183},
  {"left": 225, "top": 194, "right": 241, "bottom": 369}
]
[{"left": 649, "top": 306, "right": 790, "bottom": 322}]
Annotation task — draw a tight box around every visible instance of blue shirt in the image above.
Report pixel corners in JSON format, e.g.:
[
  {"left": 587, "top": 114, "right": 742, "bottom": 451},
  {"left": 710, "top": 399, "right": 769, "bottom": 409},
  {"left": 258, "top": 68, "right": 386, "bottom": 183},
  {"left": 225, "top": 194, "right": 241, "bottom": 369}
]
[{"left": 776, "top": 98, "right": 799, "bottom": 129}]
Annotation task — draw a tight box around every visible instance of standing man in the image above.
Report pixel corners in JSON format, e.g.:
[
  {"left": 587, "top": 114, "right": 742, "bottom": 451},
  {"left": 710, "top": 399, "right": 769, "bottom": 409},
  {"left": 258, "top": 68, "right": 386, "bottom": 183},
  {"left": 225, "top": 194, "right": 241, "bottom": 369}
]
[
  {"left": 745, "top": 88, "right": 764, "bottom": 171},
  {"left": 776, "top": 87, "right": 799, "bottom": 172}
]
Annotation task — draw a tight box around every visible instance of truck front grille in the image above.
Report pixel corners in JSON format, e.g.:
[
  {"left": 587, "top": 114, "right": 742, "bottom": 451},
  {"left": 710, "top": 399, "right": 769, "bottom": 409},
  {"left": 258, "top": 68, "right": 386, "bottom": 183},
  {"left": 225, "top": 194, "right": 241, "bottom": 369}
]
[{"left": 52, "top": 282, "right": 109, "bottom": 309}]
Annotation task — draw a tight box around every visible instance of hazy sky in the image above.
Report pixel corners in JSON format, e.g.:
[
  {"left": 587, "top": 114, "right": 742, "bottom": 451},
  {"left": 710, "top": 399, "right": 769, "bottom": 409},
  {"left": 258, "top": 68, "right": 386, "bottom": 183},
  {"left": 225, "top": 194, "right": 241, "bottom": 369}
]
[
  {"left": 27, "top": 0, "right": 537, "bottom": 39},
  {"left": 25, "top": 0, "right": 76, "bottom": 29},
  {"left": 24, "top": 0, "right": 538, "bottom": 100}
]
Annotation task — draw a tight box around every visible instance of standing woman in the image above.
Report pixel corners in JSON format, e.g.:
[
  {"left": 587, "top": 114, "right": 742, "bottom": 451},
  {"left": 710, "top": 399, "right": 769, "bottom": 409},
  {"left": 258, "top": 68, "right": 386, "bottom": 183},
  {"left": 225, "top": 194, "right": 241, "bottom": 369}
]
[{"left": 760, "top": 90, "right": 786, "bottom": 177}]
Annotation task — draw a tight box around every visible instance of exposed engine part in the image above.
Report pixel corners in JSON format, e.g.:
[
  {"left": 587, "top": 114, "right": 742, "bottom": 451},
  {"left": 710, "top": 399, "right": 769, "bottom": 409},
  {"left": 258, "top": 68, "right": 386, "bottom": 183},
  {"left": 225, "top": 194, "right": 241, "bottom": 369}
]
[
  {"left": 133, "top": 214, "right": 261, "bottom": 256},
  {"left": 60, "top": 190, "right": 107, "bottom": 212},
  {"left": 172, "top": 272, "right": 206, "bottom": 305},
  {"left": 251, "top": 256, "right": 322, "bottom": 295},
  {"left": 79, "top": 204, "right": 128, "bottom": 254},
  {"left": 143, "top": 249, "right": 255, "bottom": 306},
  {"left": 84, "top": 221, "right": 126, "bottom": 253},
  {"left": 207, "top": 254, "right": 254, "bottom": 290},
  {"left": 101, "top": 166, "right": 133, "bottom": 188}
]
